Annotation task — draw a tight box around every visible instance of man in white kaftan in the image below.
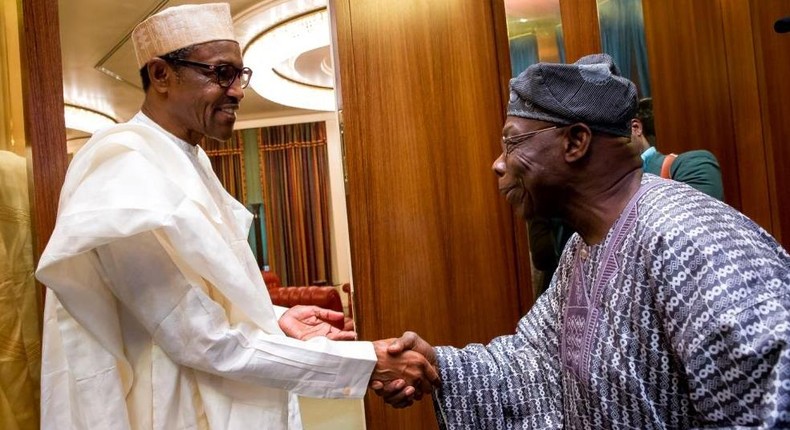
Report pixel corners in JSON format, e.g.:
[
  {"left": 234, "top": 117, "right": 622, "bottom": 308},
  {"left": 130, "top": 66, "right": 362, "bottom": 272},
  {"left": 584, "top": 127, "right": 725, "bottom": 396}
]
[
  {"left": 35, "top": 4, "right": 438, "bottom": 429},
  {"left": 373, "top": 54, "right": 790, "bottom": 428}
]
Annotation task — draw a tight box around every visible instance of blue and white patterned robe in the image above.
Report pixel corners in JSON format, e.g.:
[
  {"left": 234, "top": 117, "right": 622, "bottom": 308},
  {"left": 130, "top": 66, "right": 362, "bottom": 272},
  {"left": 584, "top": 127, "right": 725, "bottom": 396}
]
[{"left": 434, "top": 175, "right": 790, "bottom": 429}]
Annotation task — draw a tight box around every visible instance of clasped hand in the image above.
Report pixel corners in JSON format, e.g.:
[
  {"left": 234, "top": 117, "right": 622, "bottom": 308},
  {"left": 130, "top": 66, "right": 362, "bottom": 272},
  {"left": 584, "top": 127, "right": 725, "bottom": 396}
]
[
  {"left": 370, "top": 331, "right": 439, "bottom": 408},
  {"left": 279, "top": 312, "right": 438, "bottom": 408}
]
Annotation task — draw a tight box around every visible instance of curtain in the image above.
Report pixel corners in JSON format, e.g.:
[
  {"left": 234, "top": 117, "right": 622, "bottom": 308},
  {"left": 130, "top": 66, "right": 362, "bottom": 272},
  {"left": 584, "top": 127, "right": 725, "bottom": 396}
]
[
  {"left": 598, "top": 0, "right": 651, "bottom": 96},
  {"left": 509, "top": 33, "right": 539, "bottom": 77},
  {"left": 257, "top": 122, "right": 332, "bottom": 287},
  {"left": 241, "top": 128, "right": 267, "bottom": 269},
  {"left": 556, "top": 24, "right": 567, "bottom": 64},
  {"left": 202, "top": 133, "right": 247, "bottom": 203}
]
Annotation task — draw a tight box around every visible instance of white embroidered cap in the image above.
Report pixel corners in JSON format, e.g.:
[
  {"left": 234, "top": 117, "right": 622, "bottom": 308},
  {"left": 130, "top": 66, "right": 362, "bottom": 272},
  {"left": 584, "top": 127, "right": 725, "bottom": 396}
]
[{"left": 132, "top": 3, "right": 236, "bottom": 69}]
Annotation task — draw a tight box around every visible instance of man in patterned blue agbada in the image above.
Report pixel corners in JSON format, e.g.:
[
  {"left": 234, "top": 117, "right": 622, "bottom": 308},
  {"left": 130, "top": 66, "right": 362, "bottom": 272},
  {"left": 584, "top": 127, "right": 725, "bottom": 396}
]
[{"left": 372, "top": 53, "right": 790, "bottom": 428}]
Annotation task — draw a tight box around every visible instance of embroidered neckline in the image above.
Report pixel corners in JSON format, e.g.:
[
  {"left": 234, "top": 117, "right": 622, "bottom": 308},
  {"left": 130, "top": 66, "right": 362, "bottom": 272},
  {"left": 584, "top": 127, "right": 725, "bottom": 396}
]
[{"left": 561, "top": 178, "right": 663, "bottom": 385}]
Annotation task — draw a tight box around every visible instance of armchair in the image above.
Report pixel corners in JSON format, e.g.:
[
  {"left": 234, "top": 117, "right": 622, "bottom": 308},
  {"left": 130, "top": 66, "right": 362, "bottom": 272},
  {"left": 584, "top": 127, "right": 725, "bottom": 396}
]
[{"left": 262, "top": 270, "right": 345, "bottom": 314}]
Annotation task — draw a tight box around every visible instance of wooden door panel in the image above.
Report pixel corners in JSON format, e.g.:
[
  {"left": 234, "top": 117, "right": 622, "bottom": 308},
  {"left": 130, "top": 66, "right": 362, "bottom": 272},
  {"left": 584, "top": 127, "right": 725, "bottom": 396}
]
[
  {"left": 643, "top": 0, "right": 743, "bottom": 209},
  {"left": 749, "top": 0, "right": 790, "bottom": 246},
  {"left": 331, "top": 0, "right": 526, "bottom": 428}
]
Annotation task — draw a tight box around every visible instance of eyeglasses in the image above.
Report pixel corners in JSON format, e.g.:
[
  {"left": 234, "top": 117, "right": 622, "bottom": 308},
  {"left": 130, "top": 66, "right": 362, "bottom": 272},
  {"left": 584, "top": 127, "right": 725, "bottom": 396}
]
[
  {"left": 164, "top": 58, "right": 253, "bottom": 89},
  {"left": 501, "top": 125, "right": 559, "bottom": 156}
]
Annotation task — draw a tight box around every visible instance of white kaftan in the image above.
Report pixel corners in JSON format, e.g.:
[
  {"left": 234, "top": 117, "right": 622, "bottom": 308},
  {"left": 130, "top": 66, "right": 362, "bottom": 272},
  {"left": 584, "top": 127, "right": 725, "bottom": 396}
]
[{"left": 36, "top": 113, "right": 375, "bottom": 430}]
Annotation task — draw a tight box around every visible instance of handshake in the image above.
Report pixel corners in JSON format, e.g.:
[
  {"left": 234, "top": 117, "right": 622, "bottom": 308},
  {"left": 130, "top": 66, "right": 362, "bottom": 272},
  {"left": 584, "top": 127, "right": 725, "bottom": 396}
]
[
  {"left": 278, "top": 307, "right": 439, "bottom": 407},
  {"left": 369, "top": 332, "right": 439, "bottom": 408}
]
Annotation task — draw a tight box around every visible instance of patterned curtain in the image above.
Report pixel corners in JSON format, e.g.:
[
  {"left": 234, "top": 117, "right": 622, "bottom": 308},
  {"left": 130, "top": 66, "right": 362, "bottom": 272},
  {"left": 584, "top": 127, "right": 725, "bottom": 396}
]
[
  {"left": 202, "top": 132, "right": 247, "bottom": 203},
  {"left": 257, "top": 122, "right": 332, "bottom": 286}
]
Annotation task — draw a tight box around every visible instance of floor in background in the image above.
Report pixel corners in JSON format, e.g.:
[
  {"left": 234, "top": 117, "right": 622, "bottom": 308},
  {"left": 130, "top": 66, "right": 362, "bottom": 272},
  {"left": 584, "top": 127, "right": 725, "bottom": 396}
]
[{"left": 300, "top": 397, "right": 366, "bottom": 430}]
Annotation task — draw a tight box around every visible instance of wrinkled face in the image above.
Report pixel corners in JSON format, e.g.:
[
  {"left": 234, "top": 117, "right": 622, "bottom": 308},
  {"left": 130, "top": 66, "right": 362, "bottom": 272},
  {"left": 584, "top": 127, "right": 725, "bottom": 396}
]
[
  {"left": 167, "top": 40, "right": 245, "bottom": 143},
  {"left": 492, "top": 116, "right": 563, "bottom": 220}
]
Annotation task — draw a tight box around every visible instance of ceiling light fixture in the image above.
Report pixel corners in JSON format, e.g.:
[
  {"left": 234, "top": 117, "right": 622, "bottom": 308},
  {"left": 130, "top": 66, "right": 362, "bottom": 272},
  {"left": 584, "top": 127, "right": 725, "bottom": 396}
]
[
  {"left": 242, "top": 7, "right": 335, "bottom": 111},
  {"left": 64, "top": 104, "right": 117, "bottom": 134}
]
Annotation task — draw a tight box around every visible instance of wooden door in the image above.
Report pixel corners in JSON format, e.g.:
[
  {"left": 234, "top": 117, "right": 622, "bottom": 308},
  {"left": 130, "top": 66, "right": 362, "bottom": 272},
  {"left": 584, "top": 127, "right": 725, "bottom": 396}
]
[{"left": 330, "top": 0, "right": 530, "bottom": 428}]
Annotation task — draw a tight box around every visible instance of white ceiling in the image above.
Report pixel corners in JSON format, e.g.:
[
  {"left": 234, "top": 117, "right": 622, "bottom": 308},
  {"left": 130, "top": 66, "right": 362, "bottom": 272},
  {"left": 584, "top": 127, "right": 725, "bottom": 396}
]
[
  {"left": 59, "top": 0, "right": 562, "bottom": 143},
  {"left": 59, "top": 0, "right": 325, "bottom": 140}
]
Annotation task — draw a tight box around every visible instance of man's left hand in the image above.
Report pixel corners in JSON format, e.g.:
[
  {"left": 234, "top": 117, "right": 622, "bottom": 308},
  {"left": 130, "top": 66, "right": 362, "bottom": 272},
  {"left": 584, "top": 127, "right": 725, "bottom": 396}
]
[{"left": 279, "top": 305, "right": 357, "bottom": 341}]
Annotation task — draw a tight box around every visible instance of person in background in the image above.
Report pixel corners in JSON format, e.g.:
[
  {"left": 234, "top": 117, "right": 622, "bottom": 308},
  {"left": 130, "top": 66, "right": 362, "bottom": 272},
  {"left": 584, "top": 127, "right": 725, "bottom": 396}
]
[
  {"left": 526, "top": 216, "right": 573, "bottom": 295},
  {"left": 0, "top": 150, "right": 39, "bottom": 429},
  {"left": 35, "top": 4, "right": 438, "bottom": 429},
  {"left": 373, "top": 54, "right": 790, "bottom": 429},
  {"left": 632, "top": 97, "right": 723, "bottom": 200}
]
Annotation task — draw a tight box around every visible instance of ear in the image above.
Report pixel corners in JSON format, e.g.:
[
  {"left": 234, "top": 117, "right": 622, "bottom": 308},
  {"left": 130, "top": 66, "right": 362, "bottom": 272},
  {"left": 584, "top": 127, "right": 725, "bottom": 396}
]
[
  {"left": 147, "top": 58, "right": 174, "bottom": 94},
  {"left": 563, "top": 123, "right": 592, "bottom": 163},
  {"left": 631, "top": 118, "right": 642, "bottom": 137}
]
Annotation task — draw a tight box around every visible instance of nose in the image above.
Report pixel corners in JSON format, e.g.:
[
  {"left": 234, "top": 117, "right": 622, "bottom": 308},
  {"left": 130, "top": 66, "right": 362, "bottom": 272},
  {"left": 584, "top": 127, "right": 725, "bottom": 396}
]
[
  {"left": 492, "top": 153, "right": 506, "bottom": 177},
  {"left": 227, "top": 77, "right": 245, "bottom": 101}
]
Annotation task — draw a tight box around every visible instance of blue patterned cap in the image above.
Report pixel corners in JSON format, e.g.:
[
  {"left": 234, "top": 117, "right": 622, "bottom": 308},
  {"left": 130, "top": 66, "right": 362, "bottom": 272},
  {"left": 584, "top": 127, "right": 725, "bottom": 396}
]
[{"left": 507, "top": 53, "right": 638, "bottom": 137}]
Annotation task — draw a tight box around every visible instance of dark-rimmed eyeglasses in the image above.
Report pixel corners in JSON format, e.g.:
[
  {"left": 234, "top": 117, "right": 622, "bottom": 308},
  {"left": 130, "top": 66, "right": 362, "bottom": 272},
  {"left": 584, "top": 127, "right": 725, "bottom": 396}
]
[
  {"left": 163, "top": 58, "right": 253, "bottom": 89},
  {"left": 501, "top": 125, "right": 559, "bottom": 156}
]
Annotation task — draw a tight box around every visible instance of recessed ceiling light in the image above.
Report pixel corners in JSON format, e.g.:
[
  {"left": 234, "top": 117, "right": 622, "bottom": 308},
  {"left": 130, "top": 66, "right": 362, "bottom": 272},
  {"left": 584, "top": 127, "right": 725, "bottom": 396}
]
[
  {"left": 243, "top": 6, "right": 335, "bottom": 111},
  {"left": 64, "top": 104, "right": 117, "bottom": 134}
]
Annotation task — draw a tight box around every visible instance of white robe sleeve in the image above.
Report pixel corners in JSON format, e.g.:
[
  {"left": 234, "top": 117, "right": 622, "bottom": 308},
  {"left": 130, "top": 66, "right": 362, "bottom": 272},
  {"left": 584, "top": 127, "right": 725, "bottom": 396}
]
[{"left": 95, "top": 231, "right": 376, "bottom": 399}]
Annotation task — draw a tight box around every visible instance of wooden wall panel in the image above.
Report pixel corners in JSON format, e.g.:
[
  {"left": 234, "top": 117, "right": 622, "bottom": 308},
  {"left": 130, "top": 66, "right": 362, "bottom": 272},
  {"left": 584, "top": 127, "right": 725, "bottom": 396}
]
[
  {"left": 19, "top": 0, "right": 67, "bottom": 312},
  {"left": 331, "top": 0, "right": 525, "bottom": 428},
  {"left": 719, "top": 0, "right": 773, "bottom": 232},
  {"left": 492, "top": 0, "right": 534, "bottom": 316},
  {"left": 18, "top": 0, "right": 67, "bottom": 259},
  {"left": 749, "top": 0, "right": 790, "bottom": 246},
  {"left": 642, "top": 0, "right": 790, "bottom": 248},
  {"left": 642, "top": 0, "right": 743, "bottom": 211},
  {"left": 559, "top": 0, "right": 602, "bottom": 61}
]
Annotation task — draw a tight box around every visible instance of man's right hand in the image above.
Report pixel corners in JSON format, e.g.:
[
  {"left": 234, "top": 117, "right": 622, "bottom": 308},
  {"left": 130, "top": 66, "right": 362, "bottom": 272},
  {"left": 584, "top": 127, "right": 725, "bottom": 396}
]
[{"left": 369, "top": 331, "right": 439, "bottom": 408}]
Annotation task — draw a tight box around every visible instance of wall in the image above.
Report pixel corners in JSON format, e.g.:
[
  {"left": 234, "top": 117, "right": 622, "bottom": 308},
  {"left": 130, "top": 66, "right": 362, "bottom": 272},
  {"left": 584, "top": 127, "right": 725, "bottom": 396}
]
[
  {"left": 18, "top": 0, "right": 68, "bottom": 258},
  {"left": 642, "top": 0, "right": 790, "bottom": 247},
  {"left": 554, "top": 0, "right": 789, "bottom": 248},
  {"left": 748, "top": 0, "right": 790, "bottom": 246},
  {"left": 1, "top": 0, "right": 25, "bottom": 154}
]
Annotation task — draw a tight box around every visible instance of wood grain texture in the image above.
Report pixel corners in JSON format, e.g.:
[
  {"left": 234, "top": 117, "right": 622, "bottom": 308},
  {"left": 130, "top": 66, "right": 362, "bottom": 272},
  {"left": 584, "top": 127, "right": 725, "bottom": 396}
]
[
  {"left": 18, "top": 0, "right": 67, "bottom": 259},
  {"left": 719, "top": 0, "right": 773, "bottom": 232},
  {"left": 331, "top": 0, "right": 525, "bottom": 428},
  {"left": 748, "top": 0, "right": 790, "bottom": 247},
  {"left": 642, "top": 0, "right": 790, "bottom": 248},
  {"left": 19, "top": 0, "right": 67, "bottom": 310},
  {"left": 493, "top": 0, "right": 534, "bottom": 315},
  {"left": 642, "top": 0, "right": 743, "bottom": 211},
  {"left": 559, "top": 0, "right": 602, "bottom": 62}
]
